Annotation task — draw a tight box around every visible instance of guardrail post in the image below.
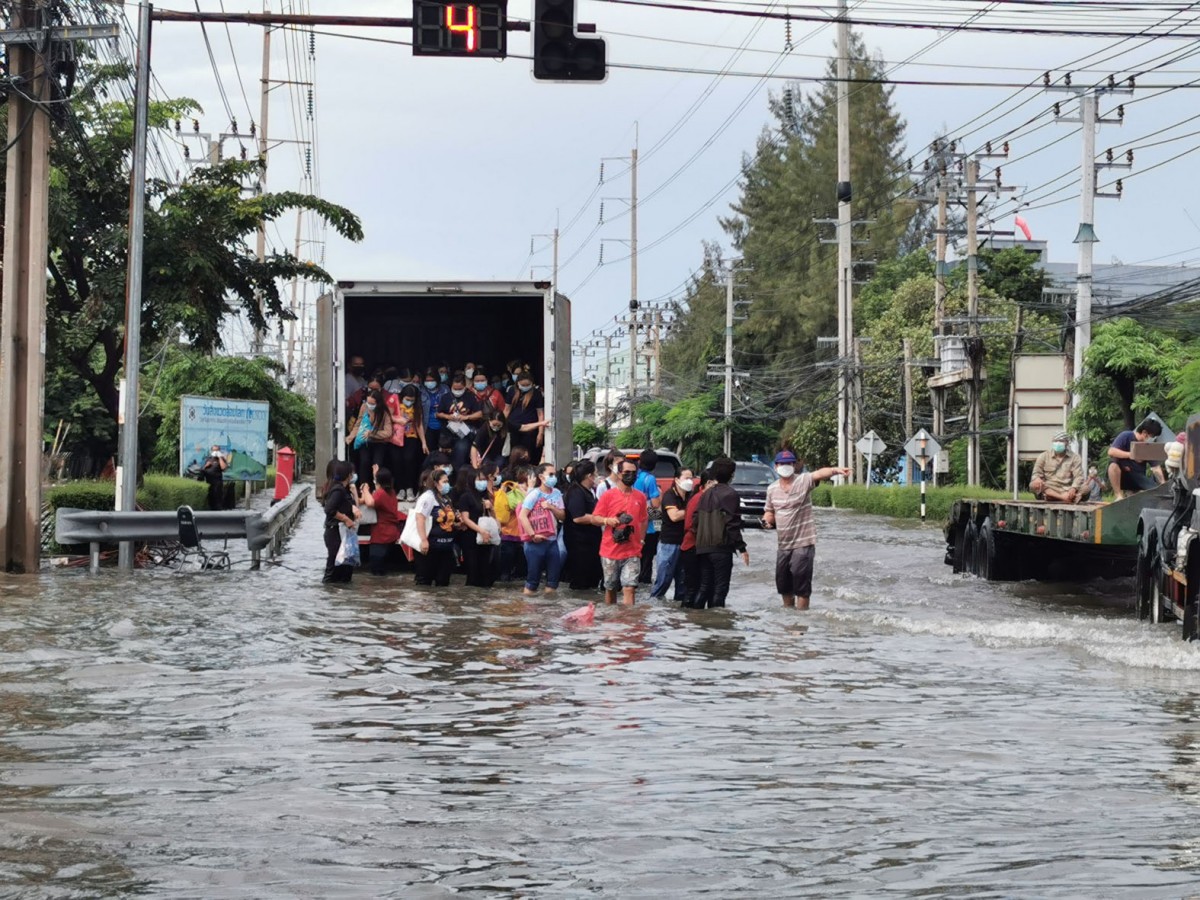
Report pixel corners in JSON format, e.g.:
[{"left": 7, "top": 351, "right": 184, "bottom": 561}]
[{"left": 90, "top": 542, "right": 100, "bottom": 573}]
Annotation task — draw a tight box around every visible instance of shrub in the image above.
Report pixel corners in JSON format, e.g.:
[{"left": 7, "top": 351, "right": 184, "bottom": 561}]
[
  {"left": 47, "top": 475, "right": 209, "bottom": 513},
  {"left": 811, "top": 483, "right": 1033, "bottom": 521}
]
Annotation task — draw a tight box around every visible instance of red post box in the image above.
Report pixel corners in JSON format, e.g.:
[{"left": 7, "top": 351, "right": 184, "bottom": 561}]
[{"left": 273, "top": 446, "right": 295, "bottom": 503}]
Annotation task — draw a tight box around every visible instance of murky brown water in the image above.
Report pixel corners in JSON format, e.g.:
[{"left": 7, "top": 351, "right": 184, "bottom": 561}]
[{"left": 3, "top": 506, "right": 1200, "bottom": 897}]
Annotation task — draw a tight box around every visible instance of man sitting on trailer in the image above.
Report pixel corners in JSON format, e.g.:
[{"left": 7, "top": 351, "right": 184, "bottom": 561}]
[
  {"left": 1030, "top": 431, "right": 1086, "bottom": 503},
  {"left": 1107, "top": 418, "right": 1166, "bottom": 500}
]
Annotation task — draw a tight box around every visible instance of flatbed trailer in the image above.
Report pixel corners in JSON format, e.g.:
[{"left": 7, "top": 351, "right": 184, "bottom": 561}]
[{"left": 945, "top": 486, "right": 1174, "bottom": 582}]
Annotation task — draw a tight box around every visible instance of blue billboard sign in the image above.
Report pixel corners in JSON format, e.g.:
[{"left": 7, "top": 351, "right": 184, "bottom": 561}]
[{"left": 180, "top": 395, "right": 270, "bottom": 482}]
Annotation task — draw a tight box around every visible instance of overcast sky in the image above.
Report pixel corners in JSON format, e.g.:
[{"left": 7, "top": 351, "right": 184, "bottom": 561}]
[{"left": 135, "top": 1, "right": 1200, "bottom": 370}]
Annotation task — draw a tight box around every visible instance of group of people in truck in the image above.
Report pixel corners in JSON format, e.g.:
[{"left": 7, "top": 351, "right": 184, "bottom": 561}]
[
  {"left": 1029, "top": 418, "right": 1175, "bottom": 503},
  {"left": 342, "top": 355, "right": 550, "bottom": 500}
]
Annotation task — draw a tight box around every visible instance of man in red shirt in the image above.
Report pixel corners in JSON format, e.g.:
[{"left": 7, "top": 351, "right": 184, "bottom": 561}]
[{"left": 592, "top": 457, "right": 649, "bottom": 605}]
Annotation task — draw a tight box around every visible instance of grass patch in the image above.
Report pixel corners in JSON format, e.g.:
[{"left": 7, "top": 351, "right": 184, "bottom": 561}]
[{"left": 811, "top": 483, "right": 1034, "bottom": 521}]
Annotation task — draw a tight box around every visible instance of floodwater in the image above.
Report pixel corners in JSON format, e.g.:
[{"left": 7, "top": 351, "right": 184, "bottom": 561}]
[{"left": 3, "top": 507, "right": 1200, "bottom": 898}]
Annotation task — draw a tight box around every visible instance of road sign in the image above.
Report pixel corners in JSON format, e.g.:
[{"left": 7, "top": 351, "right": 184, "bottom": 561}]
[
  {"left": 904, "top": 428, "right": 942, "bottom": 462},
  {"left": 856, "top": 430, "right": 886, "bottom": 458}
]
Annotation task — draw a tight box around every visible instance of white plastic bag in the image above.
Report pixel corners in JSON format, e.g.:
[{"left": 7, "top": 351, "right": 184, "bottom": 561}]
[
  {"left": 335, "top": 524, "right": 361, "bottom": 567},
  {"left": 476, "top": 516, "right": 500, "bottom": 545},
  {"left": 400, "top": 509, "right": 429, "bottom": 552}
]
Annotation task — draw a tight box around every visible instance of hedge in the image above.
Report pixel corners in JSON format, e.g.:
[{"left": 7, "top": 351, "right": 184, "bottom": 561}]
[
  {"left": 811, "top": 483, "right": 1034, "bottom": 522},
  {"left": 47, "top": 474, "right": 209, "bottom": 513}
]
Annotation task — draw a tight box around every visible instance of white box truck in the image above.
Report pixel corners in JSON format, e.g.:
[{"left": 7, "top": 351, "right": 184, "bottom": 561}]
[{"left": 315, "top": 280, "right": 571, "bottom": 471}]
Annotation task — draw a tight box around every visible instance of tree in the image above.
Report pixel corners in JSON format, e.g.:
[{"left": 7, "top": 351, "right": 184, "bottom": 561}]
[
  {"left": 37, "top": 61, "right": 362, "bottom": 459},
  {"left": 146, "top": 351, "right": 317, "bottom": 473},
  {"left": 572, "top": 421, "right": 607, "bottom": 452},
  {"left": 1069, "top": 318, "right": 1188, "bottom": 443}
]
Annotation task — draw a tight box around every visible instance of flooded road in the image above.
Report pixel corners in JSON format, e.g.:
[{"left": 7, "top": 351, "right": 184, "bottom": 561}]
[{"left": 3, "top": 507, "right": 1200, "bottom": 897}]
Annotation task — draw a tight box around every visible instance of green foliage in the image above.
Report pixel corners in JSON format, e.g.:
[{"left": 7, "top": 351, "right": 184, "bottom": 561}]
[
  {"left": 37, "top": 60, "right": 361, "bottom": 466},
  {"left": 573, "top": 420, "right": 607, "bottom": 452},
  {"left": 1169, "top": 358, "right": 1200, "bottom": 421},
  {"left": 810, "top": 483, "right": 1032, "bottom": 520},
  {"left": 1069, "top": 318, "right": 1189, "bottom": 444},
  {"left": 979, "top": 247, "right": 1046, "bottom": 308},
  {"left": 785, "top": 406, "right": 837, "bottom": 470},
  {"left": 47, "top": 475, "right": 208, "bottom": 513},
  {"left": 145, "top": 350, "right": 316, "bottom": 473}
]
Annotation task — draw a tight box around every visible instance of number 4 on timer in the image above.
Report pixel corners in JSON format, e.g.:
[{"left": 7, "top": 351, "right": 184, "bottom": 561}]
[{"left": 413, "top": 0, "right": 508, "bottom": 57}]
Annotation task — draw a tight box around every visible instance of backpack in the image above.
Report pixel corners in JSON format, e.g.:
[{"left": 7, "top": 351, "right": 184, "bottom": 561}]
[{"left": 694, "top": 508, "right": 729, "bottom": 550}]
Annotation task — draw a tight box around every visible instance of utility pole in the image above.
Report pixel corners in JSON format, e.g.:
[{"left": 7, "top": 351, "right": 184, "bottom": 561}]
[
  {"left": 902, "top": 338, "right": 914, "bottom": 484},
  {"left": 116, "top": 1, "right": 153, "bottom": 569},
  {"left": 0, "top": 4, "right": 112, "bottom": 572},
  {"left": 252, "top": 3, "right": 272, "bottom": 356},
  {"left": 628, "top": 140, "right": 639, "bottom": 410},
  {"left": 651, "top": 308, "right": 663, "bottom": 397},
  {"left": 723, "top": 265, "right": 735, "bottom": 456},
  {"left": 965, "top": 156, "right": 980, "bottom": 488},
  {"left": 603, "top": 333, "right": 614, "bottom": 428},
  {"left": 1049, "top": 74, "right": 1133, "bottom": 467},
  {"left": 933, "top": 178, "right": 948, "bottom": 481},
  {"left": 835, "top": 0, "right": 852, "bottom": 475}
]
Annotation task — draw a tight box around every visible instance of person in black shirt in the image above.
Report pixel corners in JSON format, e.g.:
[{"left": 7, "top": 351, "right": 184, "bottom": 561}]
[
  {"left": 472, "top": 409, "right": 509, "bottom": 469},
  {"left": 437, "top": 373, "right": 481, "bottom": 470},
  {"left": 201, "top": 445, "right": 229, "bottom": 510},
  {"left": 453, "top": 466, "right": 497, "bottom": 587},
  {"left": 651, "top": 467, "right": 693, "bottom": 600},
  {"left": 562, "top": 460, "right": 603, "bottom": 590},
  {"left": 322, "top": 461, "right": 360, "bottom": 584},
  {"left": 504, "top": 370, "right": 549, "bottom": 466}
]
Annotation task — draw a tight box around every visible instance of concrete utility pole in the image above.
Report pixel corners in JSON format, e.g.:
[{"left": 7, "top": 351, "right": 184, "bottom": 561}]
[
  {"left": 1050, "top": 76, "right": 1133, "bottom": 467},
  {"left": 603, "top": 333, "right": 614, "bottom": 428},
  {"left": 628, "top": 141, "right": 639, "bottom": 409},
  {"left": 965, "top": 156, "right": 980, "bottom": 488},
  {"left": 723, "top": 265, "right": 736, "bottom": 456},
  {"left": 835, "top": 0, "right": 852, "bottom": 475},
  {"left": 252, "top": 2, "right": 272, "bottom": 356},
  {"left": 116, "top": 0, "right": 154, "bottom": 570},
  {"left": 902, "top": 338, "right": 914, "bottom": 484}
]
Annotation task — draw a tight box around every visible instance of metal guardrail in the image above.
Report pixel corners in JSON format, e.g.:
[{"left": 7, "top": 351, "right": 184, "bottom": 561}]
[{"left": 55, "top": 483, "right": 313, "bottom": 572}]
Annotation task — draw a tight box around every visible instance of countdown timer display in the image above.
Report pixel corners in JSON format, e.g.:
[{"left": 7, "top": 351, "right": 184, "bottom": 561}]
[{"left": 413, "top": 0, "right": 508, "bottom": 57}]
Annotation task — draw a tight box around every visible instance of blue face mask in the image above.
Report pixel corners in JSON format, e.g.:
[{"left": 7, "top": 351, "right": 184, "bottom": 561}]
[
  {"left": 424, "top": 381, "right": 437, "bottom": 391},
  {"left": 474, "top": 479, "right": 488, "bottom": 492},
  {"left": 545, "top": 475, "right": 558, "bottom": 488},
  {"left": 439, "top": 481, "right": 451, "bottom": 496},
  {"left": 474, "top": 382, "right": 488, "bottom": 392},
  {"left": 493, "top": 474, "right": 502, "bottom": 486},
  {"left": 350, "top": 473, "right": 358, "bottom": 485},
  {"left": 519, "top": 383, "right": 533, "bottom": 393},
  {"left": 439, "top": 372, "right": 449, "bottom": 383}
]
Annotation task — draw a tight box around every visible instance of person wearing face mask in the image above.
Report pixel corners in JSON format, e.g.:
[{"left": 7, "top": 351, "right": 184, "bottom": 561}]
[
  {"left": 345, "top": 388, "right": 393, "bottom": 492},
  {"left": 323, "top": 461, "right": 362, "bottom": 584},
  {"left": 517, "top": 463, "right": 566, "bottom": 596},
  {"left": 470, "top": 367, "right": 506, "bottom": 414},
  {"left": 591, "top": 457, "right": 649, "bottom": 606},
  {"left": 453, "top": 466, "right": 497, "bottom": 587},
  {"left": 1030, "top": 430, "right": 1087, "bottom": 503},
  {"left": 412, "top": 468, "right": 459, "bottom": 586},
  {"left": 437, "top": 363, "right": 451, "bottom": 385},
  {"left": 650, "top": 467, "right": 694, "bottom": 600},
  {"left": 472, "top": 409, "right": 509, "bottom": 469},
  {"left": 437, "top": 372, "right": 482, "bottom": 469},
  {"left": 419, "top": 368, "right": 448, "bottom": 460},
  {"left": 388, "top": 384, "right": 427, "bottom": 501},
  {"left": 762, "top": 449, "right": 849, "bottom": 610},
  {"left": 344, "top": 355, "right": 367, "bottom": 401},
  {"left": 562, "top": 459, "right": 603, "bottom": 591},
  {"left": 504, "top": 370, "right": 550, "bottom": 466}
]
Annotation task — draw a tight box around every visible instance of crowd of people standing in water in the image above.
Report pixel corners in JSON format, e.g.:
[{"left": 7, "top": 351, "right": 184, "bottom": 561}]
[{"left": 324, "top": 356, "right": 846, "bottom": 609}]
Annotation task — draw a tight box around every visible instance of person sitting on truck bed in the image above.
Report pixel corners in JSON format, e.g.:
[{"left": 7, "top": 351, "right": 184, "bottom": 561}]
[
  {"left": 506, "top": 369, "right": 548, "bottom": 466},
  {"left": 471, "top": 368, "right": 507, "bottom": 415},
  {"left": 1108, "top": 418, "right": 1166, "bottom": 500},
  {"left": 420, "top": 369, "right": 448, "bottom": 454},
  {"left": 438, "top": 372, "right": 482, "bottom": 469},
  {"left": 1029, "top": 431, "right": 1086, "bottom": 503}
]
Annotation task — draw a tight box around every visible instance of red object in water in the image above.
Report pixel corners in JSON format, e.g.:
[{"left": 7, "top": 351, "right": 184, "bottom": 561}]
[
  {"left": 273, "top": 446, "right": 295, "bottom": 503},
  {"left": 562, "top": 603, "right": 595, "bottom": 627}
]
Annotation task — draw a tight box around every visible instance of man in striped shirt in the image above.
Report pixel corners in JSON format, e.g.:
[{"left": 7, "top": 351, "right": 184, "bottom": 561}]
[{"left": 763, "top": 450, "right": 849, "bottom": 610}]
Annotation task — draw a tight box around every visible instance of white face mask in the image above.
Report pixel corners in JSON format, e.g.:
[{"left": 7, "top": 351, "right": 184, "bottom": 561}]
[
  {"left": 678, "top": 478, "right": 695, "bottom": 493},
  {"left": 776, "top": 465, "right": 795, "bottom": 478}
]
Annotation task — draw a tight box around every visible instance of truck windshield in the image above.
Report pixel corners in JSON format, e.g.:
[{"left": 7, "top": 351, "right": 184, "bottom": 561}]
[{"left": 732, "top": 465, "right": 776, "bottom": 486}]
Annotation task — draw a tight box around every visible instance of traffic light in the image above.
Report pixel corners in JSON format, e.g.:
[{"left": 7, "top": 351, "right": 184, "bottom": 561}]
[{"left": 532, "top": 0, "right": 606, "bottom": 82}]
